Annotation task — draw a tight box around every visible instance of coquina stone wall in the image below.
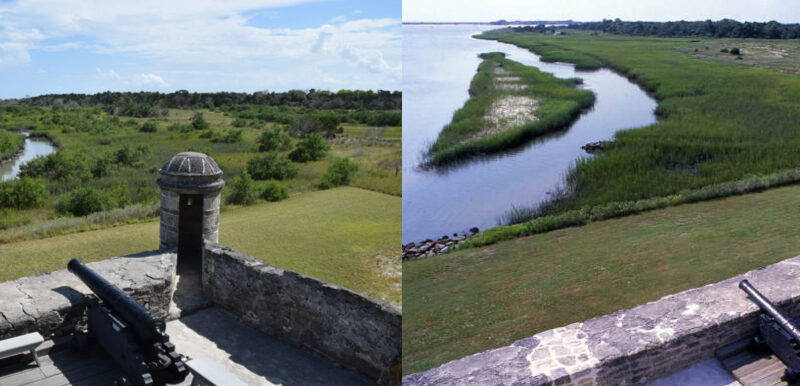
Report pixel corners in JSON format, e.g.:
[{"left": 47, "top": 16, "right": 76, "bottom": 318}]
[
  {"left": 0, "top": 251, "right": 176, "bottom": 341},
  {"left": 202, "top": 243, "right": 402, "bottom": 386},
  {"left": 404, "top": 255, "right": 800, "bottom": 385}
]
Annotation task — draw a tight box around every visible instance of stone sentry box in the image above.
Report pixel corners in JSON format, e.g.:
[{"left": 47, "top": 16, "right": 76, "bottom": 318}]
[{"left": 157, "top": 152, "right": 225, "bottom": 269}]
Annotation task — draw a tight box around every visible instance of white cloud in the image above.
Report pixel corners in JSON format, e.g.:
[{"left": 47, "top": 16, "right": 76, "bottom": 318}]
[
  {"left": 0, "top": 0, "right": 400, "bottom": 93},
  {"left": 135, "top": 73, "right": 168, "bottom": 88},
  {"left": 96, "top": 68, "right": 121, "bottom": 79},
  {"left": 0, "top": 42, "right": 30, "bottom": 69}
]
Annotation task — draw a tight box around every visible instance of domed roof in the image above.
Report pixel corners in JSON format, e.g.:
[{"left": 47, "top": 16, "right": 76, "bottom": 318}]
[{"left": 160, "top": 152, "right": 222, "bottom": 177}]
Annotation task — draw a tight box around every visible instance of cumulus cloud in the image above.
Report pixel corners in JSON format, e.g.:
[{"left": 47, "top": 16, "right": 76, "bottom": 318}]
[
  {"left": 135, "top": 73, "right": 169, "bottom": 88},
  {"left": 0, "top": 0, "right": 400, "bottom": 92}
]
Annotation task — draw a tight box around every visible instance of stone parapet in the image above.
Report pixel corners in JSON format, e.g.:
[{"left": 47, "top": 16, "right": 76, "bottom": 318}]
[
  {"left": 0, "top": 251, "right": 176, "bottom": 341},
  {"left": 404, "top": 255, "right": 800, "bottom": 385},
  {"left": 202, "top": 243, "right": 402, "bottom": 385}
]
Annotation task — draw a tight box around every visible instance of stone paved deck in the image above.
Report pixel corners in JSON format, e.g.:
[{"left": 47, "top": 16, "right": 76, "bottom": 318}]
[
  {"left": 648, "top": 359, "right": 740, "bottom": 386},
  {"left": 0, "top": 307, "right": 373, "bottom": 385}
]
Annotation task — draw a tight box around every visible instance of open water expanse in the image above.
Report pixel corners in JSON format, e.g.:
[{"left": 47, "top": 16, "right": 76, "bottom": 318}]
[
  {"left": 0, "top": 132, "right": 57, "bottom": 182},
  {"left": 402, "top": 26, "right": 658, "bottom": 243}
]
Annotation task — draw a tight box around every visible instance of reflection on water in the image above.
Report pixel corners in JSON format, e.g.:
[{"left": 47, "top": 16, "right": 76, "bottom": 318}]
[
  {"left": 0, "top": 132, "right": 57, "bottom": 182},
  {"left": 402, "top": 26, "right": 658, "bottom": 243}
]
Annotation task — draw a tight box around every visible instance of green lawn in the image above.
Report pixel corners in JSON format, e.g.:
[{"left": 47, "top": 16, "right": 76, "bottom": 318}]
[
  {"left": 403, "top": 184, "right": 800, "bottom": 374},
  {"left": 0, "top": 187, "right": 400, "bottom": 306}
]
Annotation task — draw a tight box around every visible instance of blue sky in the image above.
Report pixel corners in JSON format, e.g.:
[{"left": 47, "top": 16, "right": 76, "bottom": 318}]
[
  {"left": 404, "top": 0, "right": 800, "bottom": 24},
  {"left": 0, "top": 0, "right": 400, "bottom": 99}
]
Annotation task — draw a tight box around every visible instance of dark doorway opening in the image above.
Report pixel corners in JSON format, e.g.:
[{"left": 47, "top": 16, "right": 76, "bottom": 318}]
[{"left": 178, "top": 194, "right": 203, "bottom": 272}]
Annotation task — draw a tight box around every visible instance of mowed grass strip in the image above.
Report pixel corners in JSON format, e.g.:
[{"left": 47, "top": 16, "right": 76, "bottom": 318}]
[
  {"left": 0, "top": 187, "right": 400, "bottom": 306},
  {"left": 403, "top": 184, "right": 800, "bottom": 375}
]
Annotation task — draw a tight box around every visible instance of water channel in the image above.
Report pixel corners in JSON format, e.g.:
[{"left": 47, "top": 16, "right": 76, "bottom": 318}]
[
  {"left": 0, "top": 132, "right": 57, "bottom": 182},
  {"left": 402, "top": 26, "right": 658, "bottom": 243}
]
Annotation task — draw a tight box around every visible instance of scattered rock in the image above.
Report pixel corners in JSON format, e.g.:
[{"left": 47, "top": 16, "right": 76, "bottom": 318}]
[
  {"left": 581, "top": 141, "right": 611, "bottom": 153},
  {"left": 402, "top": 229, "right": 481, "bottom": 260}
]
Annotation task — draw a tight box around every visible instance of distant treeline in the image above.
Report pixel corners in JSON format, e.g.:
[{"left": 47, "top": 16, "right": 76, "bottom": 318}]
[
  {"left": 3, "top": 89, "right": 401, "bottom": 118},
  {"left": 567, "top": 19, "right": 800, "bottom": 39}
]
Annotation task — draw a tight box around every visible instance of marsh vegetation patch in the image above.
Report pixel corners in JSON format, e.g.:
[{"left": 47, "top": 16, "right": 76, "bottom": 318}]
[{"left": 426, "top": 52, "right": 594, "bottom": 165}]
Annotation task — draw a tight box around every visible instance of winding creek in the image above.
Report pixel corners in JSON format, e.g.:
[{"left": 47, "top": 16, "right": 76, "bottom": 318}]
[
  {"left": 402, "top": 26, "right": 658, "bottom": 243},
  {"left": 0, "top": 132, "right": 57, "bottom": 182}
]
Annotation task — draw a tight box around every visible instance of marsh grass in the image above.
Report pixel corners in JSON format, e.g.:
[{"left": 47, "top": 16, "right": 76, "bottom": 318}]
[
  {"left": 427, "top": 52, "right": 595, "bottom": 165},
  {"left": 0, "top": 130, "right": 24, "bottom": 160},
  {"left": 470, "top": 31, "right": 800, "bottom": 233}
]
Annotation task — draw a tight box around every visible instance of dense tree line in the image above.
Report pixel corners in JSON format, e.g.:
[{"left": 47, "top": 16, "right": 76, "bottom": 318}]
[
  {"left": 3, "top": 89, "right": 401, "bottom": 117},
  {"left": 567, "top": 19, "right": 800, "bottom": 39}
]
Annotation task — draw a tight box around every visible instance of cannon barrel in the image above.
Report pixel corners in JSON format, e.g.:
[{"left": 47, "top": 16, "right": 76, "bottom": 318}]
[
  {"left": 68, "top": 258, "right": 164, "bottom": 343},
  {"left": 740, "top": 279, "right": 800, "bottom": 343}
]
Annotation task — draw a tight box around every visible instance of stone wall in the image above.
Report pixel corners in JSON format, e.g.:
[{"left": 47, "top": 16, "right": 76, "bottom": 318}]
[
  {"left": 404, "top": 255, "right": 800, "bottom": 385},
  {"left": 0, "top": 251, "right": 176, "bottom": 341},
  {"left": 202, "top": 243, "right": 402, "bottom": 385}
]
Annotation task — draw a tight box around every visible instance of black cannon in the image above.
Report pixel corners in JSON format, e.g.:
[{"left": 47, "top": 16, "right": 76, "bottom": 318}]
[
  {"left": 68, "top": 258, "right": 187, "bottom": 385},
  {"left": 739, "top": 279, "right": 800, "bottom": 381}
]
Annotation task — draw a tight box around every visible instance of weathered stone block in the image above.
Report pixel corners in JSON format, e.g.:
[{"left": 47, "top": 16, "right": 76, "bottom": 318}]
[{"left": 202, "top": 243, "right": 401, "bottom": 386}]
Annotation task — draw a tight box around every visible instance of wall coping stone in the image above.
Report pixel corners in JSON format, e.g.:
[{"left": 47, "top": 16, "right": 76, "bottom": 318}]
[
  {"left": 404, "top": 255, "right": 800, "bottom": 385},
  {"left": 0, "top": 250, "right": 176, "bottom": 341}
]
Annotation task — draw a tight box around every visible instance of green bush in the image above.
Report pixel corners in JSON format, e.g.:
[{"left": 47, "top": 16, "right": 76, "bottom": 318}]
[
  {"left": 289, "top": 133, "right": 329, "bottom": 163},
  {"left": 56, "top": 187, "right": 116, "bottom": 217},
  {"left": 261, "top": 180, "right": 289, "bottom": 202},
  {"left": 210, "top": 129, "right": 243, "bottom": 143},
  {"left": 19, "top": 151, "right": 91, "bottom": 182},
  {"left": 139, "top": 122, "right": 157, "bottom": 133},
  {"left": 191, "top": 112, "right": 210, "bottom": 131},
  {"left": 319, "top": 158, "right": 358, "bottom": 189},
  {"left": 246, "top": 152, "right": 298, "bottom": 180},
  {"left": 227, "top": 170, "right": 259, "bottom": 205},
  {"left": 0, "top": 178, "right": 49, "bottom": 209},
  {"left": 257, "top": 127, "right": 292, "bottom": 151}
]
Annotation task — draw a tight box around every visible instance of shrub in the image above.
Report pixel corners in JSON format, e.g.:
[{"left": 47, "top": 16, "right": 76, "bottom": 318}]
[
  {"left": 139, "top": 122, "right": 157, "bottom": 133},
  {"left": 191, "top": 112, "right": 210, "bottom": 131},
  {"left": 227, "top": 170, "right": 259, "bottom": 205},
  {"left": 0, "top": 178, "right": 49, "bottom": 210},
  {"left": 261, "top": 180, "right": 289, "bottom": 202},
  {"left": 56, "top": 187, "right": 116, "bottom": 217},
  {"left": 288, "top": 115, "right": 342, "bottom": 138},
  {"left": 91, "top": 155, "right": 113, "bottom": 178},
  {"left": 210, "top": 129, "right": 243, "bottom": 143},
  {"left": 289, "top": 133, "right": 329, "bottom": 163},
  {"left": 319, "top": 158, "right": 358, "bottom": 189},
  {"left": 246, "top": 152, "right": 298, "bottom": 180},
  {"left": 19, "top": 151, "right": 91, "bottom": 182},
  {"left": 730, "top": 47, "right": 740, "bottom": 55},
  {"left": 257, "top": 127, "right": 292, "bottom": 151}
]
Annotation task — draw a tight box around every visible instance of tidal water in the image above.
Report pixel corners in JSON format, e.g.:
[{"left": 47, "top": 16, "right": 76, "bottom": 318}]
[
  {"left": 402, "top": 26, "right": 658, "bottom": 243},
  {"left": 0, "top": 132, "right": 57, "bottom": 182}
]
